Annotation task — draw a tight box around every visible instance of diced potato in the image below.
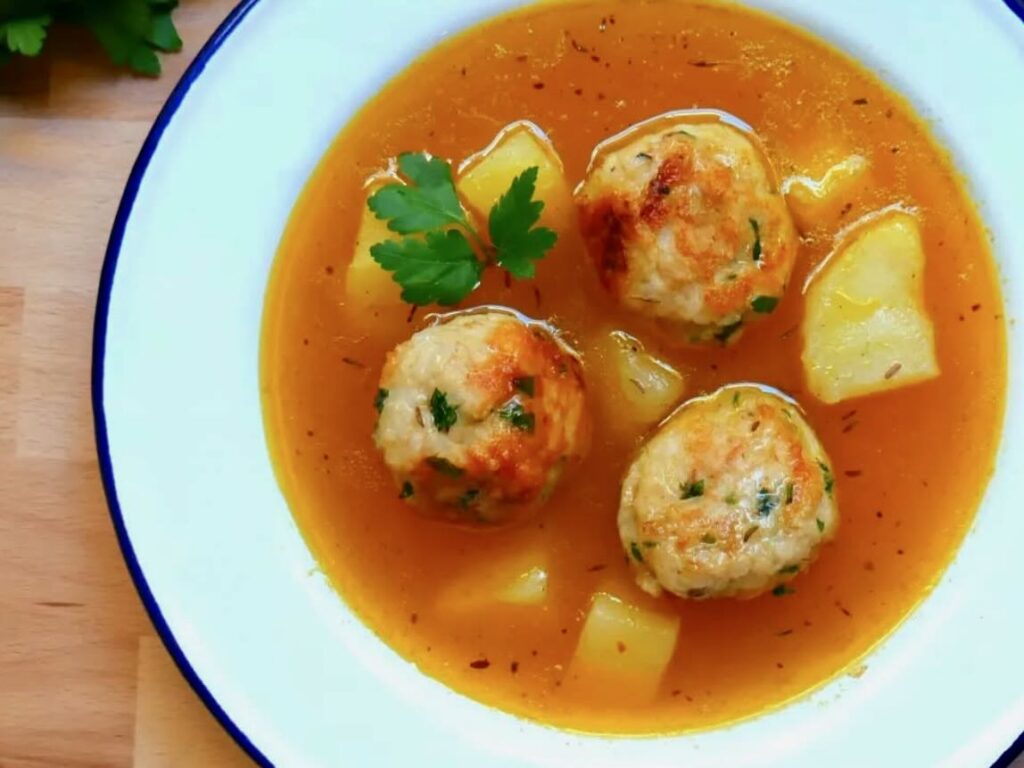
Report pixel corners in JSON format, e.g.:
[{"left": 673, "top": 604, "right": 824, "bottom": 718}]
[
  {"left": 802, "top": 211, "right": 939, "bottom": 404},
  {"left": 783, "top": 154, "right": 872, "bottom": 233},
  {"left": 437, "top": 549, "right": 549, "bottom": 611},
  {"left": 496, "top": 566, "right": 548, "bottom": 605},
  {"left": 345, "top": 175, "right": 405, "bottom": 312},
  {"left": 457, "top": 121, "right": 574, "bottom": 234},
  {"left": 569, "top": 592, "right": 680, "bottom": 702},
  {"left": 593, "top": 330, "right": 685, "bottom": 430}
]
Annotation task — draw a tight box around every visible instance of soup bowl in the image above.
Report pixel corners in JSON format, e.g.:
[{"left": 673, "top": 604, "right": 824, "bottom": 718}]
[{"left": 93, "top": 0, "right": 1024, "bottom": 765}]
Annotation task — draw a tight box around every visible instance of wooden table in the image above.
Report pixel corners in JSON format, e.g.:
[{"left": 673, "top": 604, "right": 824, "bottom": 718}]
[
  {"left": 0, "top": 2, "right": 252, "bottom": 765},
  {"left": 1, "top": 2, "right": 1020, "bottom": 767}
]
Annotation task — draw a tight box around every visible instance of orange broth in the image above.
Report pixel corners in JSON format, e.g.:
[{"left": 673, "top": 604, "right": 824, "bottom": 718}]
[{"left": 260, "top": 0, "right": 1006, "bottom": 733}]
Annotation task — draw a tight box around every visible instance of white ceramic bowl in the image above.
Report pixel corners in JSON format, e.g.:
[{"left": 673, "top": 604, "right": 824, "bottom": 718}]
[{"left": 93, "top": 1, "right": 1024, "bottom": 765}]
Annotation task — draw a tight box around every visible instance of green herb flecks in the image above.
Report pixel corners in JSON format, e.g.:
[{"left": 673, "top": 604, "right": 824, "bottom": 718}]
[
  {"left": 458, "top": 488, "right": 481, "bottom": 509},
  {"left": 772, "top": 584, "right": 795, "bottom": 597},
  {"left": 367, "top": 154, "right": 557, "bottom": 306},
  {"left": 512, "top": 376, "right": 536, "bottom": 397},
  {"left": 715, "top": 320, "right": 743, "bottom": 344},
  {"left": 680, "top": 479, "right": 705, "bottom": 500},
  {"left": 818, "top": 460, "right": 835, "bottom": 495},
  {"left": 816, "top": 518, "right": 826, "bottom": 533},
  {"left": 785, "top": 482, "right": 795, "bottom": 505},
  {"left": 700, "top": 533, "right": 717, "bottom": 545},
  {"left": 778, "top": 564, "right": 800, "bottom": 575},
  {"left": 757, "top": 488, "right": 779, "bottom": 517},
  {"left": 750, "top": 218, "right": 762, "bottom": 262},
  {"left": 498, "top": 401, "right": 535, "bottom": 433},
  {"left": 374, "top": 388, "right": 389, "bottom": 414},
  {"left": 399, "top": 481, "right": 414, "bottom": 499},
  {"left": 751, "top": 295, "right": 779, "bottom": 313},
  {"left": 429, "top": 389, "right": 458, "bottom": 433},
  {"left": 629, "top": 541, "right": 645, "bottom": 564},
  {"left": 426, "top": 456, "right": 463, "bottom": 478}
]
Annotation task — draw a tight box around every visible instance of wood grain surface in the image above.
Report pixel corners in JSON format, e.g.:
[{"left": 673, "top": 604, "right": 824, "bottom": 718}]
[
  {"left": 0, "top": 2, "right": 252, "bottom": 765},
  {"left": 0, "top": 2, "right": 1020, "bottom": 767}
]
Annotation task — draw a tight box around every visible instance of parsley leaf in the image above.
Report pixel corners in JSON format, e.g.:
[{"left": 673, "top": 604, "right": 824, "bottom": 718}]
[
  {"left": 374, "top": 388, "right": 389, "bottom": 414},
  {"left": 399, "top": 481, "right": 414, "bottom": 499},
  {"left": 629, "top": 541, "right": 644, "bottom": 563},
  {"left": 750, "top": 218, "right": 762, "bottom": 262},
  {"left": 489, "top": 166, "right": 558, "bottom": 278},
  {"left": 0, "top": 2, "right": 182, "bottom": 74},
  {"left": 772, "top": 584, "right": 795, "bottom": 597},
  {"left": 1, "top": 16, "right": 51, "bottom": 56},
  {"left": 714, "top": 320, "right": 743, "bottom": 344},
  {"left": 458, "top": 488, "right": 481, "bottom": 509},
  {"left": 369, "top": 153, "right": 468, "bottom": 234},
  {"left": 84, "top": 0, "right": 169, "bottom": 76},
  {"left": 512, "top": 376, "right": 535, "bottom": 397},
  {"left": 680, "top": 479, "right": 705, "bottom": 499},
  {"left": 818, "top": 460, "right": 835, "bottom": 495},
  {"left": 757, "top": 488, "right": 779, "bottom": 517},
  {"left": 751, "top": 295, "right": 779, "bottom": 313},
  {"left": 365, "top": 154, "right": 558, "bottom": 306},
  {"left": 498, "top": 401, "right": 535, "bottom": 432},
  {"left": 147, "top": 9, "right": 182, "bottom": 53},
  {"left": 426, "top": 456, "right": 463, "bottom": 477},
  {"left": 429, "top": 389, "right": 458, "bottom": 433},
  {"left": 370, "top": 230, "right": 482, "bottom": 306}
]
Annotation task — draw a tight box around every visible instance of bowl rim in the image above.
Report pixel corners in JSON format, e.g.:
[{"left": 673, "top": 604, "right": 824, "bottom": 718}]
[
  {"left": 90, "top": 1, "right": 1024, "bottom": 767},
  {"left": 91, "top": 1, "right": 270, "bottom": 764}
]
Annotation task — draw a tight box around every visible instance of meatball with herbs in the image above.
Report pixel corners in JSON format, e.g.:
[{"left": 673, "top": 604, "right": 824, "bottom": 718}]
[
  {"left": 576, "top": 113, "right": 798, "bottom": 344},
  {"left": 373, "top": 310, "right": 589, "bottom": 524},
  {"left": 618, "top": 385, "right": 838, "bottom": 599}
]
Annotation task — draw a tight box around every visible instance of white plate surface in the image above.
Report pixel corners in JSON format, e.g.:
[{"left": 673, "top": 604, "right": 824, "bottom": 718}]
[{"left": 95, "top": 1, "right": 1024, "bottom": 765}]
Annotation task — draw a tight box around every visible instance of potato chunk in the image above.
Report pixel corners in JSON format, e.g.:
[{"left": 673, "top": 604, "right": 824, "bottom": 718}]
[
  {"left": 457, "top": 121, "right": 574, "bottom": 234},
  {"left": 600, "top": 331, "right": 685, "bottom": 428},
  {"left": 345, "top": 175, "right": 404, "bottom": 311},
  {"left": 569, "top": 592, "right": 680, "bottom": 701},
  {"left": 783, "top": 154, "right": 871, "bottom": 233},
  {"left": 496, "top": 566, "right": 548, "bottom": 605},
  {"left": 437, "top": 549, "right": 549, "bottom": 611},
  {"left": 802, "top": 211, "right": 939, "bottom": 404}
]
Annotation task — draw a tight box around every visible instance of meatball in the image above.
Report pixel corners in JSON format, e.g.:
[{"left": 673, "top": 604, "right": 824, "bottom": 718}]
[
  {"left": 618, "top": 385, "right": 838, "bottom": 599},
  {"left": 576, "top": 112, "right": 798, "bottom": 343},
  {"left": 374, "top": 309, "right": 589, "bottom": 524}
]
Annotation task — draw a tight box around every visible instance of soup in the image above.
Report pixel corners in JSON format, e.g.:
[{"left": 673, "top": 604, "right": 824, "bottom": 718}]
[{"left": 260, "top": 0, "right": 1006, "bottom": 734}]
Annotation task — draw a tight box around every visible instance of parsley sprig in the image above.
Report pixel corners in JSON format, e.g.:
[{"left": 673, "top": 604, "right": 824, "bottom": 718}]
[
  {"left": 368, "top": 152, "right": 558, "bottom": 306},
  {"left": 0, "top": 1, "right": 182, "bottom": 76}
]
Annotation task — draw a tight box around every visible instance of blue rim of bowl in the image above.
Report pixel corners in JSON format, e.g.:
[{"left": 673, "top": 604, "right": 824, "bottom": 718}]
[
  {"left": 91, "top": 2, "right": 1024, "bottom": 767},
  {"left": 90, "top": 0, "right": 271, "bottom": 765}
]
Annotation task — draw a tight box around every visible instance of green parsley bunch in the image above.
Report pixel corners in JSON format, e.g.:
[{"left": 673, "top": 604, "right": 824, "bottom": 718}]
[{"left": 0, "top": 0, "right": 182, "bottom": 75}]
